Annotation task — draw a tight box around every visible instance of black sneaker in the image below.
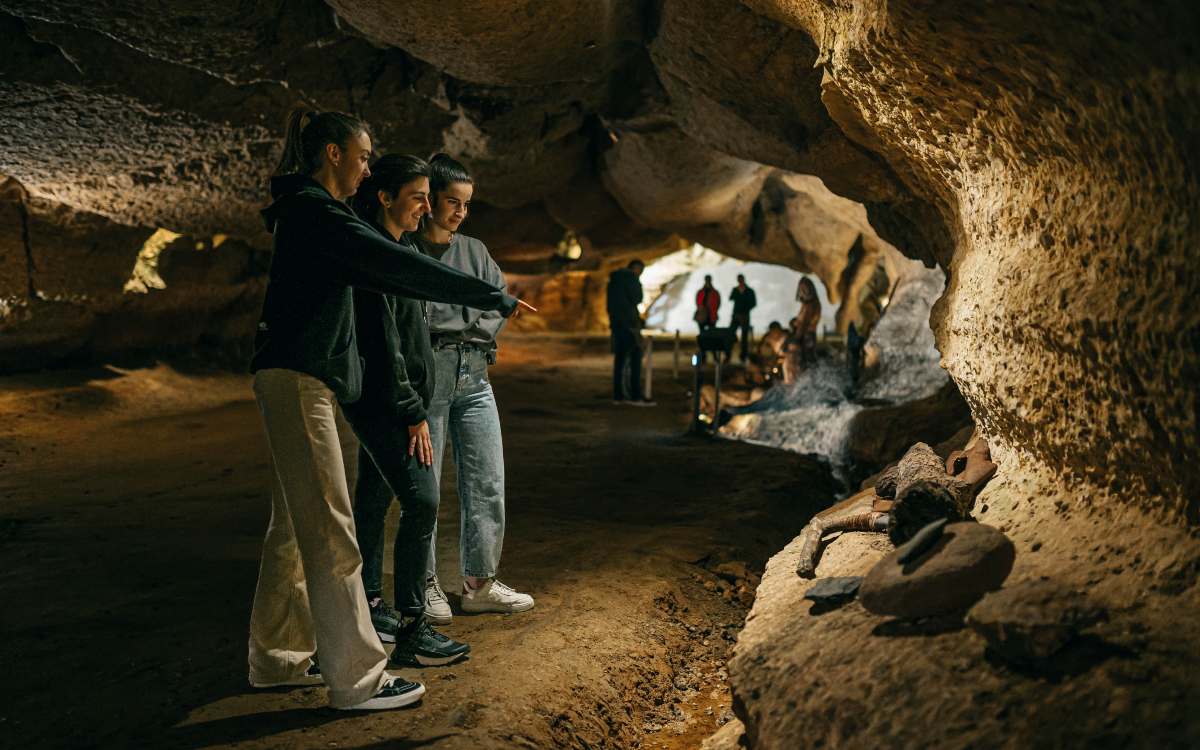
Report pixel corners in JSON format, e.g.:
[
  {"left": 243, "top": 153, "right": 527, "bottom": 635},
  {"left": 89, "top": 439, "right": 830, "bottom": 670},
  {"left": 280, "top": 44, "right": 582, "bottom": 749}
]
[
  {"left": 389, "top": 616, "right": 471, "bottom": 667},
  {"left": 369, "top": 597, "right": 402, "bottom": 643},
  {"left": 336, "top": 676, "right": 426, "bottom": 711}
]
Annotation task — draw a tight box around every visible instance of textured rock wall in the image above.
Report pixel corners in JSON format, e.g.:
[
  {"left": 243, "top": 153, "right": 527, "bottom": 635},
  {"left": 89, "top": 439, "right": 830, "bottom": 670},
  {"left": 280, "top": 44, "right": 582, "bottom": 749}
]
[
  {"left": 724, "top": 2, "right": 1200, "bottom": 748},
  {"left": 0, "top": 177, "right": 267, "bottom": 370},
  {"left": 765, "top": 0, "right": 1200, "bottom": 521}
]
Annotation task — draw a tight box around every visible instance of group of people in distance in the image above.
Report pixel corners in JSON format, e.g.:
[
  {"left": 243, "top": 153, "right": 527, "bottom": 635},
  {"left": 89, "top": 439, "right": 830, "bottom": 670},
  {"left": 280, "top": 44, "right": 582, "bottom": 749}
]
[
  {"left": 608, "top": 264, "right": 826, "bottom": 401},
  {"left": 693, "top": 273, "right": 759, "bottom": 363},
  {"left": 247, "top": 109, "right": 536, "bottom": 711}
]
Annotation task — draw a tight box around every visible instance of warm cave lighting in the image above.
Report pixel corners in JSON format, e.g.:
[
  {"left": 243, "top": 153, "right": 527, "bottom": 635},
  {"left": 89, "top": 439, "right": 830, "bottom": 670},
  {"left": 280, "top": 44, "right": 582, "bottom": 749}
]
[
  {"left": 123, "top": 227, "right": 180, "bottom": 294},
  {"left": 555, "top": 231, "right": 583, "bottom": 261}
]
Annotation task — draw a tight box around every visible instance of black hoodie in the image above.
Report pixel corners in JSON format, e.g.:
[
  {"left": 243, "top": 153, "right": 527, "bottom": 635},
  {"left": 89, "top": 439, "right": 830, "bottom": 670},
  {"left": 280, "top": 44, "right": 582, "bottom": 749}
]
[
  {"left": 251, "top": 175, "right": 517, "bottom": 403},
  {"left": 350, "top": 222, "right": 436, "bottom": 426}
]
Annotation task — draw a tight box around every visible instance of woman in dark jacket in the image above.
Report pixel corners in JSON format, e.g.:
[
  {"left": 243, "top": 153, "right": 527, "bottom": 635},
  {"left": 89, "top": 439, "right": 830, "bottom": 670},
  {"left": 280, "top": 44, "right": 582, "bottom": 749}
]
[{"left": 246, "top": 109, "right": 524, "bottom": 712}]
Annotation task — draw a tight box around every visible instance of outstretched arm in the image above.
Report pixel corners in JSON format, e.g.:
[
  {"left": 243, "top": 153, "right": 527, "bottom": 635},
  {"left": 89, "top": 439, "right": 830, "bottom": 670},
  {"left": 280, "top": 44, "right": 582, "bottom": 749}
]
[{"left": 308, "top": 201, "right": 518, "bottom": 315}]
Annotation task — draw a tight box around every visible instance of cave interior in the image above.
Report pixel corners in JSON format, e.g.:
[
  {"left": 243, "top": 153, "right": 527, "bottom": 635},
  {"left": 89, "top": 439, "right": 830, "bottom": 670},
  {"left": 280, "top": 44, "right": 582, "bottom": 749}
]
[{"left": 0, "top": 1, "right": 1196, "bottom": 748}]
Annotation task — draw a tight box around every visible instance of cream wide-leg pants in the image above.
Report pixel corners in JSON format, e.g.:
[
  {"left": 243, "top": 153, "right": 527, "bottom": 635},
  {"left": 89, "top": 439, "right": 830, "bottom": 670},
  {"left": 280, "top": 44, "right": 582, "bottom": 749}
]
[{"left": 247, "top": 368, "right": 387, "bottom": 708}]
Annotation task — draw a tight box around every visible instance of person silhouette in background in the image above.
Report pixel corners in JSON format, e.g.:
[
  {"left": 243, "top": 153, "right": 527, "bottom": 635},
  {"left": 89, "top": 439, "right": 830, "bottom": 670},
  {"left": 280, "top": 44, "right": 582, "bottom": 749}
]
[
  {"left": 694, "top": 275, "right": 721, "bottom": 362},
  {"left": 729, "top": 274, "right": 757, "bottom": 363},
  {"left": 607, "top": 259, "right": 654, "bottom": 406}
]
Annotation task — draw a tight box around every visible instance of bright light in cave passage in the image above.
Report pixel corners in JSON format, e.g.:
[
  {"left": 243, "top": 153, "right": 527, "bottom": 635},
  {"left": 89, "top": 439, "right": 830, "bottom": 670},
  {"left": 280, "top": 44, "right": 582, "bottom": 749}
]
[{"left": 639, "top": 244, "right": 837, "bottom": 333}]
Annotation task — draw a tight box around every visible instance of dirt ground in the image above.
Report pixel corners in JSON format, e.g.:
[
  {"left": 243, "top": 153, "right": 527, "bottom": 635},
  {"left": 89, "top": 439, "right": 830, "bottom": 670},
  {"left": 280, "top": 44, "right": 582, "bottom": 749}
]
[{"left": 0, "top": 337, "right": 836, "bottom": 749}]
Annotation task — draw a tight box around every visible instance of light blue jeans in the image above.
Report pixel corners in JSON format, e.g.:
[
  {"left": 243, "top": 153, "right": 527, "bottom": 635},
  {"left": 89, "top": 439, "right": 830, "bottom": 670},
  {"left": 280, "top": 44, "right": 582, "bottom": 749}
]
[{"left": 425, "top": 345, "right": 505, "bottom": 580}]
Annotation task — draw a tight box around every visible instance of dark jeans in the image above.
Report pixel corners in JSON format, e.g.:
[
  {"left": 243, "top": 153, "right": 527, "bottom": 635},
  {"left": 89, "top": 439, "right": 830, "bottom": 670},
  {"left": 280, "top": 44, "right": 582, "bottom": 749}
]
[
  {"left": 696, "top": 322, "right": 715, "bottom": 362},
  {"left": 611, "top": 327, "right": 643, "bottom": 401},
  {"left": 732, "top": 314, "right": 751, "bottom": 362},
  {"left": 341, "top": 403, "right": 439, "bottom": 617}
]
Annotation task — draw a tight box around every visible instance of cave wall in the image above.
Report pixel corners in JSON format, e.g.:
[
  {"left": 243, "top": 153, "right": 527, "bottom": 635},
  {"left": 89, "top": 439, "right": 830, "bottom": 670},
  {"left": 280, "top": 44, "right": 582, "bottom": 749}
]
[{"left": 759, "top": 0, "right": 1200, "bottom": 522}]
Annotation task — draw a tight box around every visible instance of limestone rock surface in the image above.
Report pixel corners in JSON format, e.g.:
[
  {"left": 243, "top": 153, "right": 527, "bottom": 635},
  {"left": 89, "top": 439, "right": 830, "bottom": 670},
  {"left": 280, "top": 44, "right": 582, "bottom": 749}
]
[{"left": 967, "top": 579, "right": 1108, "bottom": 663}]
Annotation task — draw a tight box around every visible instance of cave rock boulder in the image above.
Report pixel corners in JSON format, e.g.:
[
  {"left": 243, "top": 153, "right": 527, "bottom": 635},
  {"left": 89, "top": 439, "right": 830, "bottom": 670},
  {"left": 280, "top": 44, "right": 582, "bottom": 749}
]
[{"left": 860, "top": 522, "right": 1015, "bottom": 619}]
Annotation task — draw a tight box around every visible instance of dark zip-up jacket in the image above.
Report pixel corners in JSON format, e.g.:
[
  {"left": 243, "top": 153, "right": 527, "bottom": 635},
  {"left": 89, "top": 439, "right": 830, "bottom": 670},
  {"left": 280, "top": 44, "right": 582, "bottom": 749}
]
[
  {"left": 250, "top": 175, "right": 517, "bottom": 403},
  {"left": 606, "top": 267, "right": 643, "bottom": 333},
  {"left": 351, "top": 223, "right": 436, "bottom": 426}
]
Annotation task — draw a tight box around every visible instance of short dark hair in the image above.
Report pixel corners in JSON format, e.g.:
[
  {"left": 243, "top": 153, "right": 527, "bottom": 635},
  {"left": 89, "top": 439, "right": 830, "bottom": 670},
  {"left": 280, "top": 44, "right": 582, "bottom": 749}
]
[
  {"left": 351, "top": 154, "right": 430, "bottom": 219},
  {"left": 628, "top": 259, "right": 645, "bottom": 270},
  {"left": 275, "top": 108, "right": 369, "bottom": 176}
]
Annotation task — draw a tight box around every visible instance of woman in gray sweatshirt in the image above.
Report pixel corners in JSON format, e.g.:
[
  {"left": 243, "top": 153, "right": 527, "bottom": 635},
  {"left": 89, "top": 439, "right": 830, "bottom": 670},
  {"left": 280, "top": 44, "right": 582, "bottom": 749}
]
[{"left": 407, "top": 154, "right": 535, "bottom": 622}]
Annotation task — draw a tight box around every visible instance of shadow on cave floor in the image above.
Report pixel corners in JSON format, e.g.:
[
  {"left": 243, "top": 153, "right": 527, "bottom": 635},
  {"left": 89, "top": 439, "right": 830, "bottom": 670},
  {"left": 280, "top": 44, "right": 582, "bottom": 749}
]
[{"left": 0, "top": 337, "right": 837, "bottom": 749}]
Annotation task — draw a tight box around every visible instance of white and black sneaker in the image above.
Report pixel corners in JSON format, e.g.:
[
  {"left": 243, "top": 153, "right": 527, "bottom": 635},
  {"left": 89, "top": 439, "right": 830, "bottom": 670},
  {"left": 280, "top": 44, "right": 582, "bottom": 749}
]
[
  {"left": 424, "top": 577, "right": 452, "bottom": 625},
  {"left": 250, "top": 658, "right": 323, "bottom": 688},
  {"left": 389, "top": 616, "right": 471, "bottom": 667},
  {"left": 337, "top": 676, "right": 425, "bottom": 711}
]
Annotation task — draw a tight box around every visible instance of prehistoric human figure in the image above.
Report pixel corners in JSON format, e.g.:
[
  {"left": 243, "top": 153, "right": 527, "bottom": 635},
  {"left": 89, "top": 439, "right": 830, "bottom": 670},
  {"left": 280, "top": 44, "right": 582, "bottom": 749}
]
[
  {"left": 755, "top": 321, "right": 789, "bottom": 380},
  {"left": 248, "top": 110, "right": 520, "bottom": 711},
  {"left": 729, "top": 274, "right": 757, "bottom": 363},
  {"left": 407, "top": 154, "right": 537, "bottom": 623},
  {"left": 783, "top": 277, "right": 822, "bottom": 382},
  {"left": 607, "top": 259, "right": 653, "bottom": 405}
]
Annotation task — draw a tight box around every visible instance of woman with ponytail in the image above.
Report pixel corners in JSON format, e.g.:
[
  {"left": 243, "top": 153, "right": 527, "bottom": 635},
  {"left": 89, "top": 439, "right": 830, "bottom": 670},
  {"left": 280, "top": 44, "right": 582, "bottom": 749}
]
[
  {"left": 247, "top": 111, "right": 530, "bottom": 712},
  {"left": 406, "top": 154, "right": 535, "bottom": 625}
]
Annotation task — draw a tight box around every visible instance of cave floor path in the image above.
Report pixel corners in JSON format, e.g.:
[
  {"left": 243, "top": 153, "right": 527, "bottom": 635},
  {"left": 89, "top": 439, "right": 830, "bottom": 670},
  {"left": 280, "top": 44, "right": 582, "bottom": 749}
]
[{"left": 0, "top": 339, "right": 832, "bottom": 749}]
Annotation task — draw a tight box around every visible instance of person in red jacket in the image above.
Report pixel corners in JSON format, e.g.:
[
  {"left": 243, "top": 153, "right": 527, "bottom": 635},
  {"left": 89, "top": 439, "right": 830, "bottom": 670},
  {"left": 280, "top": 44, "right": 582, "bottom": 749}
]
[
  {"left": 694, "top": 275, "right": 721, "bottom": 330},
  {"left": 694, "top": 275, "right": 721, "bottom": 362}
]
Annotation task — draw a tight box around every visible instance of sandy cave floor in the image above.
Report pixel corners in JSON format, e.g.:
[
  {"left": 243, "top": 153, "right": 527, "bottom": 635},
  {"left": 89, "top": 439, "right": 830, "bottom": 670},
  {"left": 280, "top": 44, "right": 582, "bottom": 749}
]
[{"left": 0, "top": 338, "right": 836, "bottom": 749}]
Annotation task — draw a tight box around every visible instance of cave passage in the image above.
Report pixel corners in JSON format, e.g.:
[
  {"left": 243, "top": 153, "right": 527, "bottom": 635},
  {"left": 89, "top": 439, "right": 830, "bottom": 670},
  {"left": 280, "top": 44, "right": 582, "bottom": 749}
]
[{"left": 0, "top": 338, "right": 835, "bottom": 749}]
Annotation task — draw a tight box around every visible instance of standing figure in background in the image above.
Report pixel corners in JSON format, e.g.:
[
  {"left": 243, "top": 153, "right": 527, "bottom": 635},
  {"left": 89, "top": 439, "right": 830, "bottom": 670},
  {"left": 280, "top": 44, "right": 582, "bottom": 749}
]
[
  {"left": 607, "top": 259, "right": 653, "bottom": 406},
  {"left": 409, "top": 154, "right": 537, "bottom": 624},
  {"left": 792, "top": 278, "right": 820, "bottom": 374},
  {"left": 694, "top": 275, "right": 721, "bottom": 362},
  {"left": 729, "top": 274, "right": 757, "bottom": 363}
]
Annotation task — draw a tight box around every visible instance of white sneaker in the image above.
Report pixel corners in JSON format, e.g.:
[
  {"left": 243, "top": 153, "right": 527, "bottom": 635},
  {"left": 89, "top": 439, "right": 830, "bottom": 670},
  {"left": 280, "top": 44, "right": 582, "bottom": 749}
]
[
  {"left": 460, "top": 579, "right": 535, "bottom": 614},
  {"left": 424, "top": 577, "right": 452, "bottom": 625}
]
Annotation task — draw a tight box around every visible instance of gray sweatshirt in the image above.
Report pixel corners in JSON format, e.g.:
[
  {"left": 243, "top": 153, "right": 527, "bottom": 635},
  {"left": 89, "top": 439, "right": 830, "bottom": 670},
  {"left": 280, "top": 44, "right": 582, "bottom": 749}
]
[{"left": 413, "top": 233, "right": 508, "bottom": 350}]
